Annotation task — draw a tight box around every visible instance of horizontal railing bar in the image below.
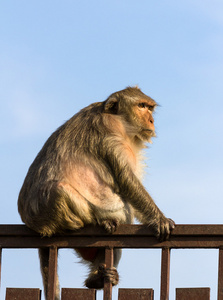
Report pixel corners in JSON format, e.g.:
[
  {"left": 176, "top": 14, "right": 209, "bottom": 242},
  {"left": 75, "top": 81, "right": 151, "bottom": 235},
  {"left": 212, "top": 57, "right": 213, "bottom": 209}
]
[
  {"left": 1, "top": 224, "right": 223, "bottom": 250},
  {"left": 1, "top": 224, "right": 223, "bottom": 237},
  {"left": 1, "top": 235, "right": 223, "bottom": 249}
]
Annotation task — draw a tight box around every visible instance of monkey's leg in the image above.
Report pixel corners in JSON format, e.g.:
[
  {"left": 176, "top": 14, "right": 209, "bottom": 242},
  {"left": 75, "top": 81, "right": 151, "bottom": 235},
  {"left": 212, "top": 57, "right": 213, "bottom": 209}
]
[
  {"left": 95, "top": 202, "right": 134, "bottom": 234},
  {"left": 84, "top": 248, "right": 121, "bottom": 289},
  {"left": 55, "top": 182, "right": 93, "bottom": 226},
  {"left": 39, "top": 248, "right": 60, "bottom": 300}
]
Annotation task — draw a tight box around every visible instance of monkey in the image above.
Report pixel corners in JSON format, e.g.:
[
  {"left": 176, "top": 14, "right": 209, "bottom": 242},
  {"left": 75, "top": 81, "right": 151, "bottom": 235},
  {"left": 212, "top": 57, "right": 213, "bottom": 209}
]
[{"left": 18, "top": 86, "right": 175, "bottom": 300}]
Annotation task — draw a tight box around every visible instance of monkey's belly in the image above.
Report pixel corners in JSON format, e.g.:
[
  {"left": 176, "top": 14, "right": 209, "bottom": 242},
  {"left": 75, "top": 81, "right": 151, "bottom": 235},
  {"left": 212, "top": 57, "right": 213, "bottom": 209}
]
[{"left": 66, "top": 164, "right": 126, "bottom": 211}]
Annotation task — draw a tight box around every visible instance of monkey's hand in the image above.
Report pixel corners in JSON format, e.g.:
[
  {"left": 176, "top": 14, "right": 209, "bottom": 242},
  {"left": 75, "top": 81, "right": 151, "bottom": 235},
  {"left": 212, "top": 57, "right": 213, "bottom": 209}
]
[{"left": 154, "top": 217, "right": 175, "bottom": 242}]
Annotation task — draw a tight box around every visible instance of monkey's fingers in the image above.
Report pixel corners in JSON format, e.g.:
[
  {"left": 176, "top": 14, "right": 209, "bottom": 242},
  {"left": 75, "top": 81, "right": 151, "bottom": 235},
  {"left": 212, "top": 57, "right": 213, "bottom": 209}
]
[
  {"left": 98, "top": 264, "right": 119, "bottom": 286},
  {"left": 103, "top": 266, "right": 119, "bottom": 286},
  {"left": 101, "top": 219, "right": 119, "bottom": 234},
  {"left": 159, "top": 218, "right": 175, "bottom": 242},
  {"left": 168, "top": 218, "right": 175, "bottom": 230},
  {"left": 159, "top": 224, "right": 170, "bottom": 242}
]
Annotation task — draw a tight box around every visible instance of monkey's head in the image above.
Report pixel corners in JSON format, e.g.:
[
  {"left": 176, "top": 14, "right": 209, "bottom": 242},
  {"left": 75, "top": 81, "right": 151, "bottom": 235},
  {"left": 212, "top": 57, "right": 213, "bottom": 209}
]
[{"left": 104, "top": 86, "right": 157, "bottom": 143}]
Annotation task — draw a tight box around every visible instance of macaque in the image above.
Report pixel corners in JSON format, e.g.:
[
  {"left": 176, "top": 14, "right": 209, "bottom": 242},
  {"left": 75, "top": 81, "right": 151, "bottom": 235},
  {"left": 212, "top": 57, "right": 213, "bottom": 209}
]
[{"left": 18, "top": 86, "right": 175, "bottom": 300}]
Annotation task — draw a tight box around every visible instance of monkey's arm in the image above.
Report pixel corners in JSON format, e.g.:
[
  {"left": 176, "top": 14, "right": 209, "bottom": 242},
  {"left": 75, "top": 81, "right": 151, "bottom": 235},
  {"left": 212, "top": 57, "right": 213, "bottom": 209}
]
[
  {"left": 121, "top": 166, "right": 174, "bottom": 240},
  {"left": 104, "top": 147, "right": 175, "bottom": 240}
]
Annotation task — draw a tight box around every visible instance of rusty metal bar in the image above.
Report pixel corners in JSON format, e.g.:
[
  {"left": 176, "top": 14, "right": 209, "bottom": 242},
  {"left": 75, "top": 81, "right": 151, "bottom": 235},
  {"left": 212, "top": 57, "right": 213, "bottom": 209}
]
[
  {"left": 160, "top": 248, "right": 170, "bottom": 300},
  {"left": 47, "top": 246, "right": 58, "bottom": 300},
  {"left": 5, "top": 288, "right": 41, "bottom": 300},
  {"left": 176, "top": 288, "right": 210, "bottom": 300},
  {"left": 3, "top": 235, "right": 223, "bottom": 249},
  {"left": 218, "top": 248, "right": 223, "bottom": 300},
  {"left": 61, "top": 288, "right": 96, "bottom": 299},
  {"left": 2, "top": 224, "right": 223, "bottom": 250},
  {"left": 118, "top": 288, "right": 154, "bottom": 300},
  {"left": 103, "top": 247, "right": 114, "bottom": 300},
  {"left": 2, "top": 224, "right": 223, "bottom": 236}
]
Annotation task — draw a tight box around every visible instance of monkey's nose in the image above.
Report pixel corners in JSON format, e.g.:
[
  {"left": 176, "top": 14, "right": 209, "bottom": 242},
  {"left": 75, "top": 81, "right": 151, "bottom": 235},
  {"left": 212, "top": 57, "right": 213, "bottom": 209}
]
[{"left": 149, "top": 115, "right": 154, "bottom": 124}]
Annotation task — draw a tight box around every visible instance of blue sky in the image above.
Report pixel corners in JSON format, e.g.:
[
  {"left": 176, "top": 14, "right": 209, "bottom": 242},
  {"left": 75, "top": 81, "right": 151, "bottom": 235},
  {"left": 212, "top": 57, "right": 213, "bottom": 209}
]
[{"left": 0, "top": 1, "right": 223, "bottom": 299}]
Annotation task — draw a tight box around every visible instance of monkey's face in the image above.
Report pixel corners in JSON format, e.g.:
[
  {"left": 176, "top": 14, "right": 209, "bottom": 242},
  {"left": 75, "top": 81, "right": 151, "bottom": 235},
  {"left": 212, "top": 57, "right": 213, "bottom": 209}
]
[
  {"left": 132, "top": 99, "right": 157, "bottom": 142},
  {"left": 103, "top": 87, "right": 157, "bottom": 143}
]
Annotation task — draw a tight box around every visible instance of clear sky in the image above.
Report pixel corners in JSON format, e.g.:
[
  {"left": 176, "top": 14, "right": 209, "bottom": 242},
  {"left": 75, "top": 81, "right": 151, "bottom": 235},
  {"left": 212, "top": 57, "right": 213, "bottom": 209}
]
[{"left": 0, "top": 1, "right": 223, "bottom": 299}]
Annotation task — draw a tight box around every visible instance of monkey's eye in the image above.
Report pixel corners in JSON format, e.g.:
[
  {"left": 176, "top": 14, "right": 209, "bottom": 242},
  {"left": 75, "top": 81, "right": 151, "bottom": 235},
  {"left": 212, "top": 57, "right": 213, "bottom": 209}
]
[
  {"left": 147, "top": 105, "right": 154, "bottom": 111},
  {"left": 138, "top": 103, "right": 154, "bottom": 111},
  {"left": 138, "top": 103, "right": 147, "bottom": 109}
]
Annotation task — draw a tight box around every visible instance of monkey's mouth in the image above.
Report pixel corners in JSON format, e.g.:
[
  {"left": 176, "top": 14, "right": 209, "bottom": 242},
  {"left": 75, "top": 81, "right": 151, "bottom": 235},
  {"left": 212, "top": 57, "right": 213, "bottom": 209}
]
[
  {"left": 143, "top": 129, "right": 155, "bottom": 135},
  {"left": 137, "top": 129, "right": 156, "bottom": 143},
  {"left": 143, "top": 129, "right": 156, "bottom": 140}
]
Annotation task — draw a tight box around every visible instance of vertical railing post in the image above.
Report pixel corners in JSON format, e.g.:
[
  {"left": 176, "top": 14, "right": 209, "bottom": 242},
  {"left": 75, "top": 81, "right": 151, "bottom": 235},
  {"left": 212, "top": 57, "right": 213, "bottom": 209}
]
[
  {"left": 103, "top": 247, "right": 114, "bottom": 300},
  {"left": 218, "top": 247, "right": 223, "bottom": 300},
  {"left": 47, "top": 246, "right": 58, "bottom": 300},
  {"left": 160, "top": 247, "right": 170, "bottom": 300}
]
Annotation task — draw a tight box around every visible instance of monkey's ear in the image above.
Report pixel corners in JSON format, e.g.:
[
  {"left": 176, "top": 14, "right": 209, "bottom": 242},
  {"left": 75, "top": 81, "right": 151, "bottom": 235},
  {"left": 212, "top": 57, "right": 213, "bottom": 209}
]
[{"left": 104, "top": 96, "right": 119, "bottom": 114}]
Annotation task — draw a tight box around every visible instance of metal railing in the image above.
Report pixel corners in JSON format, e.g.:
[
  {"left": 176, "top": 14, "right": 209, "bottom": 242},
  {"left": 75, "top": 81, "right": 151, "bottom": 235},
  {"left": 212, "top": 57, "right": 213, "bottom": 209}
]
[{"left": 1, "top": 224, "right": 223, "bottom": 300}]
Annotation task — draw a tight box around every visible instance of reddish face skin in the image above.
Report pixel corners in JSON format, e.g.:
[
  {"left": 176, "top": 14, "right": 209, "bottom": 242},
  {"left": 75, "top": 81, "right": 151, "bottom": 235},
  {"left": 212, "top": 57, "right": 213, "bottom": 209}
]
[{"left": 133, "top": 99, "right": 156, "bottom": 139}]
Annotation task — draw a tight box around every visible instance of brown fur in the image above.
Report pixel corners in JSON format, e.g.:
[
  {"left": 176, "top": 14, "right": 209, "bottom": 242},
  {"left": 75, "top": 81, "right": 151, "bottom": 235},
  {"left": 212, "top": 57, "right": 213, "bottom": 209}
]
[{"left": 18, "top": 86, "right": 175, "bottom": 300}]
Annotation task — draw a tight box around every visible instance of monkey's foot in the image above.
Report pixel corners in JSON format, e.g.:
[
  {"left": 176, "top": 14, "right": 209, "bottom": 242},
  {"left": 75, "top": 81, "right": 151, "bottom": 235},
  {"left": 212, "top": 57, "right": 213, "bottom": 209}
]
[
  {"left": 100, "top": 219, "right": 119, "bottom": 233},
  {"left": 85, "top": 264, "right": 119, "bottom": 289}
]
